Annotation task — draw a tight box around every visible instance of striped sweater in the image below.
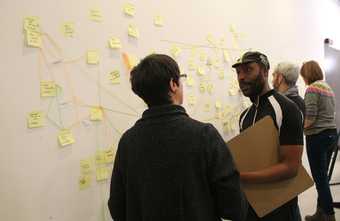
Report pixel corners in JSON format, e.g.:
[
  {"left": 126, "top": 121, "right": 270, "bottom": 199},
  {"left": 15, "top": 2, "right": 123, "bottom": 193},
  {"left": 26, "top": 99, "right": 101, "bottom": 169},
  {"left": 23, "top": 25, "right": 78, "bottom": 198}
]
[{"left": 304, "top": 80, "right": 336, "bottom": 135}]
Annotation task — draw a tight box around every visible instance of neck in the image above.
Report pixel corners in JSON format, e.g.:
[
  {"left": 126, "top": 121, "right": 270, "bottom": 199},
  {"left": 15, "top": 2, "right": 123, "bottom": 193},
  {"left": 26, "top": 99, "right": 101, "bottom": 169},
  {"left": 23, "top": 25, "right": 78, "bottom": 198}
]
[
  {"left": 259, "top": 83, "right": 271, "bottom": 96},
  {"left": 171, "top": 97, "right": 181, "bottom": 105},
  {"left": 250, "top": 83, "right": 271, "bottom": 104},
  {"left": 278, "top": 83, "right": 289, "bottom": 93},
  {"left": 172, "top": 101, "right": 181, "bottom": 105}
]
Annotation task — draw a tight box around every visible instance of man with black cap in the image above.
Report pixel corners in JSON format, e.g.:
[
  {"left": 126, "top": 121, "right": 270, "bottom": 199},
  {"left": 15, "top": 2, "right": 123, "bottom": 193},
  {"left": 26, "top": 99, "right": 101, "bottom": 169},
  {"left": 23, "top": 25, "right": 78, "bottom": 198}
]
[{"left": 232, "top": 51, "right": 304, "bottom": 221}]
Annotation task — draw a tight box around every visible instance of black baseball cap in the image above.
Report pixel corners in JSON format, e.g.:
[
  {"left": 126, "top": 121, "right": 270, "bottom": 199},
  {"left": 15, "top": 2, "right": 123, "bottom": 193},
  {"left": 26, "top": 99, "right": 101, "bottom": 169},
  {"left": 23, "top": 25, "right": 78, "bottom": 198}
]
[{"left": 232, "top": 51, "right": 270, "bottom": 70}]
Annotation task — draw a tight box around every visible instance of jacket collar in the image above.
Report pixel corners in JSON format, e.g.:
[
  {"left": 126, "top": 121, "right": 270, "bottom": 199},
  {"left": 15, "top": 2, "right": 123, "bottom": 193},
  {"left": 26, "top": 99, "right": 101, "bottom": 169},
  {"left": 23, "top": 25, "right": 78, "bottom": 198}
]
[
  {"left": 283, "top": 85, "right": 299, "bottom": 97},
  {"left": 141, "top": 104, "right": 188, "bottom": 120},
  {"left": 250, "top": 89, "right": 275, "bottom": 105}
]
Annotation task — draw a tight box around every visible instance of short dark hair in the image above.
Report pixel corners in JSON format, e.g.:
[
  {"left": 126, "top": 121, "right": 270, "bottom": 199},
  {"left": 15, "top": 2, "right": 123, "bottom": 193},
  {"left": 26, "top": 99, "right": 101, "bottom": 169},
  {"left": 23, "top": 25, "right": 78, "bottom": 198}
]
[{"left": 130, "top": 54, "right": 180, "bottom": 107}]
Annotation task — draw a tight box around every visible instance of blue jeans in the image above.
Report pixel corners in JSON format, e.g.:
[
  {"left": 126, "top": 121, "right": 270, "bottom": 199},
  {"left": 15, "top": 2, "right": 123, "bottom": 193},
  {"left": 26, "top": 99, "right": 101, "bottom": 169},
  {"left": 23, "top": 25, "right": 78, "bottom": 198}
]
[{"left": 306, "top": 129, "right": 337, "bottom": 215}]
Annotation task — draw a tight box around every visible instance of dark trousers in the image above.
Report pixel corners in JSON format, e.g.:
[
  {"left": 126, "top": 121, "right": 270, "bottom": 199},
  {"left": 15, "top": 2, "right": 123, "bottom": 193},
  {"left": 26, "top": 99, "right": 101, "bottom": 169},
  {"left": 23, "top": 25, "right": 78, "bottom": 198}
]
[
  {"left": 306, "top": 129, "right": 337, "bottom": 215},
  {"left": 246, "top": 198, "right": 301, "bottom": 221}
]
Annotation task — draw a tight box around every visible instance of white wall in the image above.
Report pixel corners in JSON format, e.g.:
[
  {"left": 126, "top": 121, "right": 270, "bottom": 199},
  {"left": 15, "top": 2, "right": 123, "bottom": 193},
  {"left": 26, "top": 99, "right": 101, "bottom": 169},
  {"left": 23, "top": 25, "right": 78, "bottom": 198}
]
[{"left": 1, "top": 1, "right": 340, "bottom": 221}]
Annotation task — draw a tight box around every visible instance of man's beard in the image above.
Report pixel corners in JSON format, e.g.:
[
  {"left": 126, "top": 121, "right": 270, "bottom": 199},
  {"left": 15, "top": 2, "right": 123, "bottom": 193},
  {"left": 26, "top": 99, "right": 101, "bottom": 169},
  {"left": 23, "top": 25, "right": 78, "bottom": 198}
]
[{"left": 239, "top": 73, "right": 265, "bottom": 98}]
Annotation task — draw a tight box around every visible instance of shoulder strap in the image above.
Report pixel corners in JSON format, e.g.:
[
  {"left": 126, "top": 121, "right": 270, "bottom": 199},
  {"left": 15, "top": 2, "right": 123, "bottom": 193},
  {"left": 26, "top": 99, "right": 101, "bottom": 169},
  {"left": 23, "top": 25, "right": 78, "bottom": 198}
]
[
  {"left": 239, "top": 107, "right": 251, "bottom": 131},
  {"left": 268, "top": 95, "right": 283, "bottom": 131}
]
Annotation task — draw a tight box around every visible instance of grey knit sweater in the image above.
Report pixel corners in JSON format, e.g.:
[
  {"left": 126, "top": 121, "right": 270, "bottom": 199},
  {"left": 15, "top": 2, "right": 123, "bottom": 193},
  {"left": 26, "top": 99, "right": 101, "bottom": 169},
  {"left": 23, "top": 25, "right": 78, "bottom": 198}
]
[{"left": 304, "top": 80, "right": 337, "bottom": 135}]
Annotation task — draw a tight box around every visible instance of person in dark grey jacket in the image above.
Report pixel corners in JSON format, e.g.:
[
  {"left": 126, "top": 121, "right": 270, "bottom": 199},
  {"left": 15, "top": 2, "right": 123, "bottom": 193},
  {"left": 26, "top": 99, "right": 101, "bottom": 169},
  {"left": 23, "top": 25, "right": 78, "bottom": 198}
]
[
  {"left": 272, "top": 62, "right": 305, "bottom": 117},
  {"left": 108, "top": 54, "right": 248, "bottom": 221}
]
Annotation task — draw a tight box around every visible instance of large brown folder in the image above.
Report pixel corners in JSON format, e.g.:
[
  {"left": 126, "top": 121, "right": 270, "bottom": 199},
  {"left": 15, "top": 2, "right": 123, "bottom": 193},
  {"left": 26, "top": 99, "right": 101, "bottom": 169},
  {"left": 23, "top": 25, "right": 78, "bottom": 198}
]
[{"left": 227, "top": 116, "right": 314, "bottom": 217}]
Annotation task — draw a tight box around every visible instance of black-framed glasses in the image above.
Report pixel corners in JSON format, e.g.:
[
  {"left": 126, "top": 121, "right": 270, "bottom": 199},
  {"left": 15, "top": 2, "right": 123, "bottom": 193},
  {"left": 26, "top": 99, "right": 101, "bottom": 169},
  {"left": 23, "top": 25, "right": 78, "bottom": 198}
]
[{"left": 179, "top": 74, "right": 187, "bottom": 78}]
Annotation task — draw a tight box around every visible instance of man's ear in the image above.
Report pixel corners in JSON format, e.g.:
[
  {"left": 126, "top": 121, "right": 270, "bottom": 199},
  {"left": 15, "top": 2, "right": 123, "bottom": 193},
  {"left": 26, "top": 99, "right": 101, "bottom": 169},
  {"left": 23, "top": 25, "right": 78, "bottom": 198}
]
[
  {"left": 169, "top": 78, "right": 178, "bottom": 93},
  {"left": 262, "top": 68, "right": 269, "bottom": 78},
  {"left": 277, "top": 73, "right": 284, "bottom": 84}
]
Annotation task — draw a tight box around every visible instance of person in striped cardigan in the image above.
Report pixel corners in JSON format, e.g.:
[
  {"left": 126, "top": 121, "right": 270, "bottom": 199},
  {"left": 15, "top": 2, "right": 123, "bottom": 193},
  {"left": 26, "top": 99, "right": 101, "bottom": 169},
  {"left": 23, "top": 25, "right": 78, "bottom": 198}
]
[{"left": 301, "top": 60, "right": 337, "bottom": 221}]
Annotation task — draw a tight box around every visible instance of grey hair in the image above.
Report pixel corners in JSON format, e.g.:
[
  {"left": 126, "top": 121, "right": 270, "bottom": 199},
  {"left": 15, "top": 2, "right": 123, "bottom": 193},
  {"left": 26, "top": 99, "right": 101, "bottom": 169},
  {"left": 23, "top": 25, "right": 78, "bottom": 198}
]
[{"left": 274, "top": 62, "right": 300, "bottom": 86}]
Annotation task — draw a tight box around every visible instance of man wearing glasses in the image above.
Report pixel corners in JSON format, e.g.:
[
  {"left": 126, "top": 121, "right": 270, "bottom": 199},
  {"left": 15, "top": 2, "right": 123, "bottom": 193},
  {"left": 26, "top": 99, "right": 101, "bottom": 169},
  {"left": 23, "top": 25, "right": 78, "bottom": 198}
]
[{"left": 108, "top": 54, "right": 247, "bottom": 221}]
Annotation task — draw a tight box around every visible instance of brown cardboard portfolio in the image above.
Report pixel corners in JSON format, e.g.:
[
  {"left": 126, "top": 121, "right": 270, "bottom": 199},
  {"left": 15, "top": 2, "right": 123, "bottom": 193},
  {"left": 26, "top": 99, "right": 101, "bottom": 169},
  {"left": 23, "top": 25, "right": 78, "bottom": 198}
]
[{"left": 227, "top": 116, "right": 314, "bottom": 217}]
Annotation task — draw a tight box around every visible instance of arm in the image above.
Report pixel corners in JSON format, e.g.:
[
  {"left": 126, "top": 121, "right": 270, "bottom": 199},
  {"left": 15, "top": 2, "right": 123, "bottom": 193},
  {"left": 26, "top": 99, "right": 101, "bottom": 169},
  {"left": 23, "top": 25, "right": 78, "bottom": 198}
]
[
  {"left": 304, "top": 118, "right": 315, "bottom": 129},
  {"left": 205, "top": 124, "right": 248, "bottom": 221},
  {"left": 240, "top": 145, "right": 302, "bottom": 183},
  {"left": 108, "top": 139, "right": 126, "bottom": 221},
  {"left": 241, "top": 99, "right": 304, "bottom": 184},
  {"left": 304, "top": 88, "right": 319, "bottom": 129}
]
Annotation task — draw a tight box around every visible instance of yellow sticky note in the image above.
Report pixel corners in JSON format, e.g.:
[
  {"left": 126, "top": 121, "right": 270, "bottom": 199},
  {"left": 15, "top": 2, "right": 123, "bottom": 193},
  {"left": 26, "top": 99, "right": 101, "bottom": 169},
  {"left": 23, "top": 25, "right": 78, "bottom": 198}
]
[
  {"left": 199, "top": 51, "right": 207, "bottom": 62},
  {"left": 89, "top": 8, "right": 103, "bottom": 22},
  {"left": 80, "top": 159, "right": 92, "bottom": 174},
  {"left": 190, "top": 47, "right": 197, "bottom": 58},
  {"left": 224, "top": 105, "right": 232, "bottom": 115},
  {"left": 206, "top": 34, "right": 216, "bottom": 46},
  {"left": 215, "top": 101, "right": 222, "bottom": 109},
  {"left": 149, "top": 49, "right": 156, "bottom": 54},
  {"left": 197, "top": 67, "right": 205, "bottom": 76},
  {"left": 87, "top": 50, "right": 99, "bottom": 64},
  {"left": 218, "top": 70, "right": 225, "bottom": 79},
  {"left": 231, "top": 36, "right": 240, "bottom": 49},
  {"left": 186, "top": 75, "right": 195, "bottom": 87},
  {"left": 219, "top": 37, "right": 226, "bottom": 47},
  {"left": 188, "top": 59, "right": 196, "bottom": 71},
  {"left": 25, "top": 30, "right": 41, "bottom": 48},
  {"left": 108, "top": 37, "right": 122, "bottom": 49},
  {"left": 206, "top": 57, "right": 213, "bottom": 66},
  {"left": 122, "top": 53, "right": 139, "bottom": 71},
  {"left": 104, "top": 149, "right": 115, "bottom": 163},
  {"left": 207, "top": 83, "right": 214, "bottom": 94},
  {"left": 90, "top": 107, "right": 103, "bottom": 121},
  {"left": 124, "top": 3, "right": 135, "bottom": 16},
  {"left": 128, "top": 24, "right": 139, "bottom": 38},
  {"left": 170, "top": 45, "right": 181, "bottom": 58},
  {"left": 242, "top": 100, "right": 251, "bottom": 108},
  {"left": 40, "top": 81, "right": 57, "bottom": 97},
  {"left": 154, "top": 15, "right": 164, "bottom": 27},
  {"left": 95, "top": 150, "right": 106, "bottom": 165},
  {"left": 61, "top": 22, "right": 74, "bottom": 37},
  {"left": 199, "top": 82, "right": 206, "bottom": 93},
  {"left": 188, "top": 94, "right": 196, "bottom": 106},
  {"left": 58, "top": 129, "right": 75, "bottom": 147},
  {"left": 96, "top": 167, "right": 110, "bottom": 181},
  {"left": 79, "top": 175, "right": 91, "bottom": 190},
  {"left": 215, "top": 111, "right": 222, "bottom": 120},
  {"left": 24, "top": 16, "right": 40, "bottom": 32},
  {"left": 229, "top": 79, "right": 240, "bottom": 96},
  {"left": 109, "top": 70, "right": 120, "bottom": 84},
  {"left": 229, "top": 88, "right": 238, "bottom": 96},
  {"left": 223, "top": 121, "right": 232, "bottom": 134},
  {"left": 229, "top": 24, "right": 236, "bottom": 33},
  {"left": 213, "top": 58, "right": 221, "bottom": 69},
  {"left": 27, "top": 111, "right": 44, "bottom": 128},
  {"left": 223, "top": 50, "right": 231, "bottom": 63},
  {"left": 126, "top": 54, "right": 138, "bottom": 69}
]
